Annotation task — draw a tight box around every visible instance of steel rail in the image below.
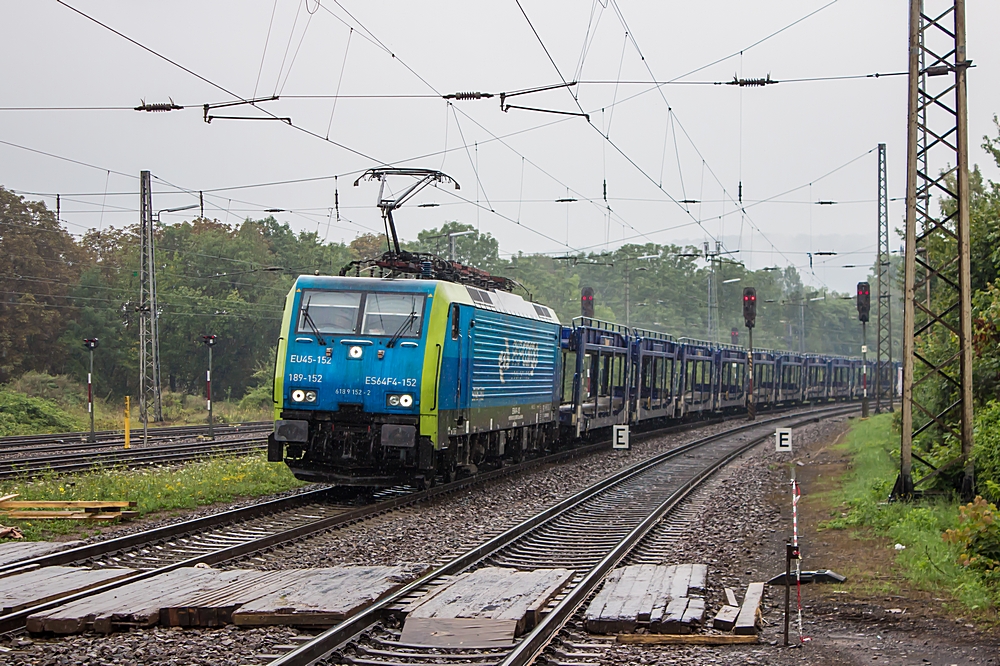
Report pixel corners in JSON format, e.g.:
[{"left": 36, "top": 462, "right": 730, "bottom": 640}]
[
  {"left": 0, "top": 403, "right": 851, "bottom": 637},
  {"left": 0, "top": 424, "right": 624, "bottom": 633},
  {"left": 0, "top": 421, "right": 270, "bottom": 450},
  {"left": 0, "top": 437, "right": 267, "bottom": 480},
  {"left": 504, "top": 411, "right": 848, "bottom": 666},
  {"left": 268, "top": 404, "right": 855, "bottom": 666}
]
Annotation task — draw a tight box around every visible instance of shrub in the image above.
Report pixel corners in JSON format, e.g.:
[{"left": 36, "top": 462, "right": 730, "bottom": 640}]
[
  {"left": 943, "top": 497, "right": 1000, "bottom": 578},
  {"left": 974, "top": 401, "right": 1000, "bottom": 504},
  {"left": 0, "top": 389, "right": 81, "bottom": 435},
  {"left": 7, "top": 371, "right": 88, "bottom": 410}
]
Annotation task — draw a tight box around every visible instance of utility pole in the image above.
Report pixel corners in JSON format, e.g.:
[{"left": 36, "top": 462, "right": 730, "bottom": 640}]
[
  {"left": 703, "top": 241, "right": 723, "bottom": 345},
  {"left": 83, "top": 338, "right": 99, "bottom": 442},
  {"left": 858, "top": 282, "right": 871, "bottom": 418},
  {"left": 138, "top": 170, "right": 163, "bottom": 444},
  {"left": 875, "top": 143, "right": 894, "bottom": 413},
  {"left": 743, "top": 287, "right": 757, "bottom": 420},
  {"left": 202, "top": 335, "right": 217, "bottom": 439},
  {"left": 895, "top": 0, "right": 974, "bottom": 500}
]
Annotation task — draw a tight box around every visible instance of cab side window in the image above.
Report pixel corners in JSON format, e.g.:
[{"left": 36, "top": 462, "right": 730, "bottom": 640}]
[{"left": 451, "top": 304, "right": 461, "bottom": 340}]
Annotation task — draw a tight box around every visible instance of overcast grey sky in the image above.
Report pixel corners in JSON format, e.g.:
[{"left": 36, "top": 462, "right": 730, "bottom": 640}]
[{"left": 3, "top": 1, "right": 999, "bottom": 292}]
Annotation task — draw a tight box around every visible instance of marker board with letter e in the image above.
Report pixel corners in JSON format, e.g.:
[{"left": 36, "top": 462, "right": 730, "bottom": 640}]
[
  {"left": 775, "top": 428, "right": 792, "bottom": 452},
  {"left": 613, "top": 425, "right": 630, "bottom": 449}
]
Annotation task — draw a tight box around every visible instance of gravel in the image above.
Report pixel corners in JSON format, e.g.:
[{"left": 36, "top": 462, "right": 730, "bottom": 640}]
[
  {"left": 588, "top": 416, "right": 851, "bottom": 666},
  {"left": 224, "top": 413, "right": 797, "bottom": 570},
  {"left": 2, "top": 624, "right": 311, "bottom": 666},
  {"left": 2, "top": 407, "right": 836, "bottom": 665}
]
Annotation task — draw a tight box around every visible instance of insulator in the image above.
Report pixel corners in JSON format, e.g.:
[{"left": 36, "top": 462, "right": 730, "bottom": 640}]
[
  {"left": 135, "top": 102, "right": 183, "bottom": 112},
  {"left": 451, "top": 91, "right": 487, "bottom": 100}
]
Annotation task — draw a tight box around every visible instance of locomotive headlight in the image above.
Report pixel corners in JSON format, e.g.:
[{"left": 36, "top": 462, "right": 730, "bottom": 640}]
[
  {"left": 304, "top": 390, "right": 317, "bottom": 403},
  {"left": 349, "top": 345, "right": 363, "bottom": 359},
  {"left": 387, "top": 395, "right": 400, "bottom": 407},
  {"left": 399, "top": 394, "right": 413, "bottom": 407},
  {"left": 291, "top": 389, "right": 306, "bottom": 403}
]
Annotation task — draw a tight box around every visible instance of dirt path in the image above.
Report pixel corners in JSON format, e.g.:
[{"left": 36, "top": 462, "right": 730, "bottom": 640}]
[{"left": 757, "top": 416, "right": 1000, "bottom": 665}]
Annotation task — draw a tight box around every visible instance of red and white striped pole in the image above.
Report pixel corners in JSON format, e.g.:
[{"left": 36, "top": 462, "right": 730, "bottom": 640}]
[
  {"left": 202, "top": 335, "right": 216, "bottom": 439},
  {"left": 83, "top": 338, "right": 99, "bottom": 442}
]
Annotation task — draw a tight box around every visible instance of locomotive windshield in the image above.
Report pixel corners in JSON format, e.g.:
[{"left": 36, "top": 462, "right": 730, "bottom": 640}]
[
  {"left": 297, "top": 290, "right": 425, "bottom": 337},
  {"left": 362, "top": 292, "right": 423, "bottom": 336}
]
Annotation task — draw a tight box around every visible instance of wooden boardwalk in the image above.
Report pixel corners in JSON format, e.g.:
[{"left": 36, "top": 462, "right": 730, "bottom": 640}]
[
  {"left": 585, "top": 563, "right": 707, "bottom": 634},
  {"left": 23, "top": 564, "right": 424, "bottom": 634},
  {"left": 400, "top": 567, "right": 575, "bottom": 646}
]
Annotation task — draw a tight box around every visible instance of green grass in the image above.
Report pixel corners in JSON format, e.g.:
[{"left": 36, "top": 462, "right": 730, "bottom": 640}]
[
  {"left": 821, "top": 414, "right": 998, "bottom": 615},
  {"left": 0, "top": 371, "right": 271, "bottom": 437},
  {"left": 0, "top": 452, "right": 306, "bottom": 540}
]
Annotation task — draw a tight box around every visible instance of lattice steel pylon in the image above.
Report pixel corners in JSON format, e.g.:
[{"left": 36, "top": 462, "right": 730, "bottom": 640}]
[
  {"left": 894, "top": 0, "right": 974, "bottom": 499},
  {"left": 138, "top": 171, "right": 163, "bottom": 424},
  {"left": 874, "top": 143, "right": 893, "bottom": 414}
]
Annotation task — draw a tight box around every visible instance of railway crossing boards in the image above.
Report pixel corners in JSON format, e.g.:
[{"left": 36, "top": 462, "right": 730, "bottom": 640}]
[
  {"left": 775, "top": 428, "right": 792, "bottom": 452},
  {"left": 613, "top": 425, "right": 630, "bottom": 449}
]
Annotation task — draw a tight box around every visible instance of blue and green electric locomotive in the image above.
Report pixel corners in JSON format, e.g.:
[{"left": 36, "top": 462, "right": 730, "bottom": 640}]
[{"left": 267, "top": 275, "right": 563, "bottom": 486}]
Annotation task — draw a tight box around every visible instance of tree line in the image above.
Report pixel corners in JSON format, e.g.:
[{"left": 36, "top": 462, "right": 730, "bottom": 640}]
[{"left": 1, "top": 186, "right": 886, "bottom": 408}]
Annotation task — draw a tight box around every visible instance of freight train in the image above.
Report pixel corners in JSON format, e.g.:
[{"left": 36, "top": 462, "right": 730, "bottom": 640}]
[{"left": 268, "top": 274, "right": 889, "bottom": 486}]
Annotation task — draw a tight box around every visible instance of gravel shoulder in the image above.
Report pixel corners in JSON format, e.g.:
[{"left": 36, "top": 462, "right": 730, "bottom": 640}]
[{"left": 598, "top": 414, "right": 1000, "bottom": 666}]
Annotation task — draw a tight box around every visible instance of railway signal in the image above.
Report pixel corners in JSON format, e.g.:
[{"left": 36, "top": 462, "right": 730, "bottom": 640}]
[
  {"left": 730, "top": 328, "right": 739, "bottom": 345},
  {"left": 856, "top": 282, "right": 870, "bottom": 323},
  {"left": 742, "top": 288, "right": 756, "bottom": 329},
  {"left": 857, "top": 282, "right": 870, "bottom": 417},
  {"left": 743, "top": 288, "right": 757, "bottom": 420},
  {"left": 581, "top": 287, "right": 595, "bottom": 318},
  {"left": 202, "top": 335, "right": 217, "bottom": 439},
  {"left": 83, "top": 338, "right": 99, "bottom": 442}
]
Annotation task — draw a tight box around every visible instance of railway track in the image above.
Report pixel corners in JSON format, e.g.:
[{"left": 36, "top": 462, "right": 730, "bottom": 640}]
[
  {"left": 0, "top": 421, "right": 271, "bottom": 451},
  {"left": 0, "top": 436, "right": 269, "bottom": 480},
  {"left": 0, "top": 404, "right": 851, "bottom": 652},
  {"left": 266, "top": 405, "right": 856, "bottom": 666}
]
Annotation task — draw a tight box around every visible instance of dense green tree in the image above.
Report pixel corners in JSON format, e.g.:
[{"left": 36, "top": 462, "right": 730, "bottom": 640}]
[{"left": 0, "top": 188, "right": 84, "bottom": 382}]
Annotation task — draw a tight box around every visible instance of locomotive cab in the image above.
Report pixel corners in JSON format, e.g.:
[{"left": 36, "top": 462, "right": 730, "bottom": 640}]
[{"left": 271, "top": 277, "right": 435, "bottom": 486}]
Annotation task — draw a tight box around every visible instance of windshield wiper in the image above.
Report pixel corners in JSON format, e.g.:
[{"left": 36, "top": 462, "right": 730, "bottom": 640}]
[
  {"left": 301, "top": 296, "right": 327, "bottom": 345},
  {"left": 386, "top": 311, "right": 417, "bottom": 348}
]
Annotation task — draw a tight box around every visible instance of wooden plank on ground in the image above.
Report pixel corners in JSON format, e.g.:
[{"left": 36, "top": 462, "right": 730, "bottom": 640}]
[
  {"left": 680, "top": 597, "right": 704, "bottom": 627},
  {"left": 588, "top": 564, "right": 711, "bottom": 635},
  {"left": 404, "top": 567, "right": 574, "bottom": 641},
  {"left": 0, "top": 511, "right": 124, "bottom": 521},
  {"left": 724, "top": 587, "right": 738, "bottom": 607},
  {"left": 656, "top": 597, "right": 690, "bottom": 634},
  {"left": 688, "top": 564, "right": 707, "bottom": 594},
  {"left": 0, "top": 566, "right": 135, "bottom": 613},
  {"left": 616, "top": 634, "right": 758, "bottom": 645},
  {"left": 27, "top": 567, "right": 223, "bottom": 634},
  {"left": 399, "top": 617, "right": 517, "bottom": 647},
  {"left": 712, "top": 605, "right": 740, "bottom": 631},
  {"left": 232, "top": 565, "right": 422, "bottom": 627},
  {"left": 733, "top": 582, "right": 765, "bottom": 635},
  {"left": 0, "top": 541, "right": 84, "bottom": 567},
  {"left": 0, "top": 501, "right": 136, "bottom": 509},
  {"left": 667, "top": 564, "right": 693, "bottom": 601},
  {"left": 162, "top": 569, "right": 296, "bottom": 628},
  {"left": 636, "top": 565, "right": 670, "bottom": 623}
]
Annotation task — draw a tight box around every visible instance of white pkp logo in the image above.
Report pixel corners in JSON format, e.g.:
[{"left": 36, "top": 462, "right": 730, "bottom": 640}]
[{"left": 498, "top": 338, "right": 540, "bottom": 384}]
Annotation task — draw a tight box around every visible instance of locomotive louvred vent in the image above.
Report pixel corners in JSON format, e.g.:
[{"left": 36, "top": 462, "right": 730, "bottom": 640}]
[{"left": 533, "top": 304, "right": 551, "bottom": 319}]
